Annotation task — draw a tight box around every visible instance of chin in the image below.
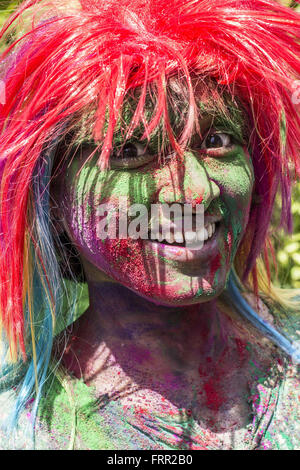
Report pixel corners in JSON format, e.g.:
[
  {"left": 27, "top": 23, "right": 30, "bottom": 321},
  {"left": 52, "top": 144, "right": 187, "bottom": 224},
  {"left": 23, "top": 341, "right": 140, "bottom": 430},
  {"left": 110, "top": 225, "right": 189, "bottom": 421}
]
[
  {"left": 117, "top": 271, "right": 229, "bottom": 308},
  {"left": 77, "top": 236, "right": 231, "bottom": 307}
]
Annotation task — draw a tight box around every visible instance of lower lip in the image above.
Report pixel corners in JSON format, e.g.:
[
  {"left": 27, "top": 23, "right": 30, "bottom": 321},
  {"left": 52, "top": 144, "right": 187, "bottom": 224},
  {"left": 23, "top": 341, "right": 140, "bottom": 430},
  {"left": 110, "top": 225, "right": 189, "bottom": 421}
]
[{"left": 143, "top": 224, "right": 221, "bottom": 262}]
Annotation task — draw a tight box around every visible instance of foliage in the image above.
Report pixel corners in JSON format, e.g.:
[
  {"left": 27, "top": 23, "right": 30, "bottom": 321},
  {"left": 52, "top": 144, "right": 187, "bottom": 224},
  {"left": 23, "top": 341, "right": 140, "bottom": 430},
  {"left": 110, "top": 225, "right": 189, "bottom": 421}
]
[
  {"left": 273, "top": 2, "right": 300, "bottom": 289},
  {"left": 273, "top": 183, "right": 300, "bottom": 288},
  {"left": 0, "top": 1, "right": 18, "bottom": 24}
]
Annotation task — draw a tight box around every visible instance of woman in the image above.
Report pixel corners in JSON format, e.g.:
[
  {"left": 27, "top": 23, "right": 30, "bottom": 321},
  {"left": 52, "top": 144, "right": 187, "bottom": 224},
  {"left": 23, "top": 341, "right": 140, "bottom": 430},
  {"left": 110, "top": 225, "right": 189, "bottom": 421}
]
[{"left": 0, "top": 0, "right": 299, "bottom": 450}]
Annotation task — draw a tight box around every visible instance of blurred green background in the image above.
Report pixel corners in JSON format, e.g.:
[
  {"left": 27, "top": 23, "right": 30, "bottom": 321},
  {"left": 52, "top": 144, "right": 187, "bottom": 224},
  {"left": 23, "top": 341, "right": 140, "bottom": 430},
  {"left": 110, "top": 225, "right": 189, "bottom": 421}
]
[
  {"left": 0, "top": 1, "right": 17, "bottom": 24},
  {"left": 0, "top": 0, "right": 300, "bottom": 288}
]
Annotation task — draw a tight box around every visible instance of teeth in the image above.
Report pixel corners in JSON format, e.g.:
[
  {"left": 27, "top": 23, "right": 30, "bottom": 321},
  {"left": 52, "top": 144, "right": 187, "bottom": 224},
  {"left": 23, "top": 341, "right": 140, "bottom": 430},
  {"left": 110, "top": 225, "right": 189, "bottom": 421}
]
[
  {"left": 174, "top": 232, "right": 184, "bottom": 243},
  {"left": 165, "top": 233, "right": 175, "bottom": 244},
  {"left": 149, "top": 222, "right": 217, "bottom": 244},
  {"left": 151, "top": 232, "right": 162, "bottom": 242},
  {"left": 197, "top": 228, "right": 205, "bottom": 241},
  {"left": 185, "top": 231, "right": 197, "bottom": 242},
  {"left": 207, "top": 224, "right": 212, "bottom": 238}
]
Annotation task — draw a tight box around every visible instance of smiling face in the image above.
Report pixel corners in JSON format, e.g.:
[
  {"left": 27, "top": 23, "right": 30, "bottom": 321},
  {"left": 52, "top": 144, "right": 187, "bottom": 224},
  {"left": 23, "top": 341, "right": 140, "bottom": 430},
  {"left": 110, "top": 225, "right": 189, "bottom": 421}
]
[{"left": 53, "top": 85, "right": 254, "bottom": 306}]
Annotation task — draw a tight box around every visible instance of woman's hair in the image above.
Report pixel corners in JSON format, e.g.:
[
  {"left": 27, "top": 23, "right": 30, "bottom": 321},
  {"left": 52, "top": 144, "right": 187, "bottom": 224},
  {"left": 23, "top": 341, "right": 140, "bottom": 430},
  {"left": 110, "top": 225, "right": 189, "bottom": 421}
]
[{"left": 0, "top": 0, "right": 300, "bottom": 430}]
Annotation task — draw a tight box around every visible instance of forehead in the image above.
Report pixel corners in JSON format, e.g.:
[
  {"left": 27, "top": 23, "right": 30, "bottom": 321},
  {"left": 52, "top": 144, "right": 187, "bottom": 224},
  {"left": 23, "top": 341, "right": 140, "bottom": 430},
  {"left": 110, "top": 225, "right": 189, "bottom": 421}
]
[
  {"left": 115, "top": 77, "right": 247, "bottom": 142},
  {"left": 124, "top": 76, "right": 245, "bottom": 117},
  {"left": 67, "top": 74, "right": 248, "bottom": 164}
]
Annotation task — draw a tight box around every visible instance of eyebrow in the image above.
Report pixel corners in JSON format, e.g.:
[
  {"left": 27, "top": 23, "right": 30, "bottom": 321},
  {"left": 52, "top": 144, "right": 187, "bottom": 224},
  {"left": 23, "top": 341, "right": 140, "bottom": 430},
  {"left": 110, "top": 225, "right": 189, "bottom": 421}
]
[
  {"left": 111, "top": 108, "right": 246, "bottom": 156},
  {"left": 76, "top": 84, "right": 248, "bottom": 155},
  {"left": 196, "top": 93, "right": 247, "bottom": 138}
]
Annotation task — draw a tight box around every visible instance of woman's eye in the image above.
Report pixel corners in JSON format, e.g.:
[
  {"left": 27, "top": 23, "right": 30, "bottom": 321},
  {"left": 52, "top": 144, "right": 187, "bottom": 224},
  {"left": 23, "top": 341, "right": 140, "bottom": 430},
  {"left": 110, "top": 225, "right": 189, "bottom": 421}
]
[
  {"left": 201, "top": 132, "right": 233, "bottom": 150},
  {"left": 110, "top": 142, "right": 155, "bottom": 169}
]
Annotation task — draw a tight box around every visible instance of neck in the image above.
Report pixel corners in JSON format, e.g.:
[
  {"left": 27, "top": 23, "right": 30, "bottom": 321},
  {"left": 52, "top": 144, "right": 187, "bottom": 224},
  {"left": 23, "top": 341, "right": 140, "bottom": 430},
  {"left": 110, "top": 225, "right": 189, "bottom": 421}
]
[
  {"left": 88, "top": 280, "right": 218, "bottom": 333},
  {"left": 64, "top": 260, "right": 236, "bottom": 388},
  {"left": 60, "top": 263, "right": 275, "bottom": 442},
  {"left": 81, "top": 257, "right": 225, "bottom": 348}
]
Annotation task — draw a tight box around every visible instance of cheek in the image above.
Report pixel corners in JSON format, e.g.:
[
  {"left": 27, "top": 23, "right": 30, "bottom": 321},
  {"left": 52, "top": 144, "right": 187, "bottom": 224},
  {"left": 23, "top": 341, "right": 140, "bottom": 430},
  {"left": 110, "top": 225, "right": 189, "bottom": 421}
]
[
  {"left": 206, "top": 155, "right": 253, "bottom": 220},
  {"left": 60, "top": 169, "right": 155, "bottom": 285},
  {"left": 222, "top": 182, "right": 253, "bottom": 264},
  {"left": 88, "top": 237, "right": 151, "bottom": 292},
  {"left": 61, "top": 167, "right": 153, "bottom": 232},
  {"left": 205, "top": 156, "right": 254, "bottom": 263}
]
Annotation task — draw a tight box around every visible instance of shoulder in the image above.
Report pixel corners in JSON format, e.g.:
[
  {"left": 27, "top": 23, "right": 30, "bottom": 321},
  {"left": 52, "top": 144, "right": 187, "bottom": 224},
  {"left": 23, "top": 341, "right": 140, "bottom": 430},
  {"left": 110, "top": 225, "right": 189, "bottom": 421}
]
[
  {"left": 0, "top": 389, "right": 56, "bottom": 450},
  {"left": 37, "top": 373, "right": 114, "bottom": 450},
  {"left": 0, "top": 378, "right": 74, "bottom": 449},
  {"left": 236, "top": 292, "right": 300, "bottom": 449},
  {"left": 259, "top": 365, "right": 300, "bottom": 450}
]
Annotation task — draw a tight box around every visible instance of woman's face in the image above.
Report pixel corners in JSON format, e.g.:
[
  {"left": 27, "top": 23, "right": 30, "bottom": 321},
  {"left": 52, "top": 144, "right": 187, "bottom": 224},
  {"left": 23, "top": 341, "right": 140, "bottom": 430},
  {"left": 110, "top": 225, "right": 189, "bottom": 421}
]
[{"left": 55, "top": 97, "right": 254, "bottom": 306}]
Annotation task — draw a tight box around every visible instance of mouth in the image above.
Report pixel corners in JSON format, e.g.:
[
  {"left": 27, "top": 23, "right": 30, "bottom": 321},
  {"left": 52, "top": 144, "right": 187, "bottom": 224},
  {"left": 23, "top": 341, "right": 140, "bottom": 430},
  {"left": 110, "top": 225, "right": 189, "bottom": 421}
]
[
  {"left": 143, "top": 217, "right": 223, "bottom": 263},
  {"left": 148, "top": 220, "right": 221, "bottom": 248}
]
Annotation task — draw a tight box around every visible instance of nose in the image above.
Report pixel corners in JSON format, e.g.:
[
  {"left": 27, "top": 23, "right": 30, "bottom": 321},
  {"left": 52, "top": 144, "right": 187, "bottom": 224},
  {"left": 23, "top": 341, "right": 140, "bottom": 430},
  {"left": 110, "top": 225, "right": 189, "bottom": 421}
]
[{"left": 156, "top": 151, "right": 220, "bottom": 210}]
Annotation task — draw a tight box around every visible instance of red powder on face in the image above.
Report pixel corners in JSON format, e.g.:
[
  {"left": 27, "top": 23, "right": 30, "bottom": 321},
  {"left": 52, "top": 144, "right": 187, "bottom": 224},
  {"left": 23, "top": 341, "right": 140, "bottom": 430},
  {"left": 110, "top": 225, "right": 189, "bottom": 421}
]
[
  {"left": 209, "top": 253, "right": 221, "bottom": 285},
  {"left": 103, "top": 238, "right": 160, "bottom": 298},
  {"left": 227, "top": 232, "right": 232, "bottom": 250},
  {"left": 115, "top": 239, "right": 132, "bottom": 258},
  {"left": 193, "top": 196, "right": 204, "bottom": 205}
]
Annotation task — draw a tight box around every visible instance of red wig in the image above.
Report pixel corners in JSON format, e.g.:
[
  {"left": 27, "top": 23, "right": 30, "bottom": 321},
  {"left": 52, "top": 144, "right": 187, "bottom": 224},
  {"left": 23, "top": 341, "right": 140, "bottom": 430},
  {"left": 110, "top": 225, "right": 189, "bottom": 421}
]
[{"left": 0, "top": 0, "right": 300, "bottom": 358}]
